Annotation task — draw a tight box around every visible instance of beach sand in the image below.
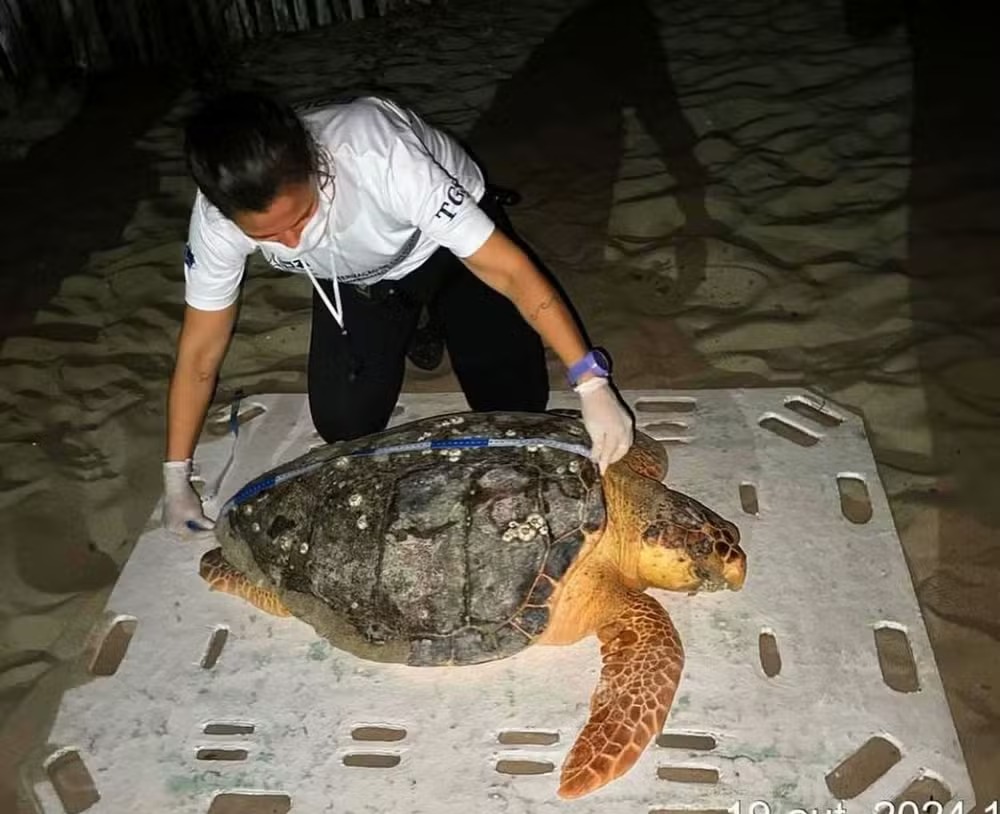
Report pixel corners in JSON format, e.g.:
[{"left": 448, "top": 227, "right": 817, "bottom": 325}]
[{"left": 1, "top": 0, "right": 998, "bottom": 808}]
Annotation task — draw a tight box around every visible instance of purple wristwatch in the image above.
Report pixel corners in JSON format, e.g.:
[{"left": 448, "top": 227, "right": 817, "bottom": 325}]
[{"left": 567, "top": 349, "right": 611, "bottom": 386}]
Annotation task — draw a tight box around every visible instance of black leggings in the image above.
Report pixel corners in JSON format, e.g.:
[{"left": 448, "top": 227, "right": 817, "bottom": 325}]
[{"left": 307, "top": 194, "right": 549, "bottom": 442}]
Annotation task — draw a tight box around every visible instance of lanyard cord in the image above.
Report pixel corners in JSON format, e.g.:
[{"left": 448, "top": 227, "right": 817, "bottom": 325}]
[
  {"left": 304, "top": 260, "right": 345, "bottom": 334},
  {"left": 301, "top": 167, "right": 347, "bottom": 334},
  {"left": 299, "top": 201, "right": 368, "bottom": 381}
]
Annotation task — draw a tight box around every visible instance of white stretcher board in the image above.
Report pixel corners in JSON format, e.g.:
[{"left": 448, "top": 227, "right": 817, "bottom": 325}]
[{"left": 30, "top": 389, "right": 975, "bottom": 814}]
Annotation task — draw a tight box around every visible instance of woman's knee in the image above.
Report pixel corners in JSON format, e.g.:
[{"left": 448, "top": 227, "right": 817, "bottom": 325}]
[{"left": 309, "top": 392, "right": 397, "bottom": 443}]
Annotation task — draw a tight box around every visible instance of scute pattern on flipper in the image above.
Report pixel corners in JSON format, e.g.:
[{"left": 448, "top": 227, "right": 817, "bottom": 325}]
[
  {"left": 621, "top": 430, "right": 668, "bottom": 481},
  {"left": 558, "top": 591, "right": 684, "bottom": 799},
  {"left": 199, "top": 548, "right": 293, "bottom": 618}
]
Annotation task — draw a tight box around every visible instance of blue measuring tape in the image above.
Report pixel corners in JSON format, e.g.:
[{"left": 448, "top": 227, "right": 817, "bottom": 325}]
[
  {"left": 188, "top": 390, "right": 245, "bottom": 532},
  {"left": 219, "top": 435, "right": 593, "bottom": 516}
]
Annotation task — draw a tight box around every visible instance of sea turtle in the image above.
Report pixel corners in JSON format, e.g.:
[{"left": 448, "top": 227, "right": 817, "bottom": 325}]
[{"left": 200, "top": 410, "right": 746, "bottom": 798}]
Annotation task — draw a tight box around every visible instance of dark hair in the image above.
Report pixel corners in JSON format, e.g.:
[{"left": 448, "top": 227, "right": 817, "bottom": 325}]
[{"left": 183, "top": 91, "right": 327, "bottom": 218}]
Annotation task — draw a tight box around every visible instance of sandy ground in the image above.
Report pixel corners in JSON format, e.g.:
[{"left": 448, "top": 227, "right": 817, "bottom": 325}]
[
  {"left": 1, "top": 0, "right": 998, "bottom": 808},
  {"left": 0, "top": 82, "right": 83, "bottom": 163}
]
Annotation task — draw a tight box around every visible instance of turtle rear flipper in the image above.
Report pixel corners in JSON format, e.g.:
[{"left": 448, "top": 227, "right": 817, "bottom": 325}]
[
  {"left": 557, "top": 591, "right": 683, "bottom": 799},
  {"left": 199, "top": 548, "right": 292, "bottom": 618}
]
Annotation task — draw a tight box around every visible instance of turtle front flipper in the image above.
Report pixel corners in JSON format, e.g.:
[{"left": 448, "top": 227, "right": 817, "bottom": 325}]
[
  {"left": 558, "top": 590, "right": 683, "bottom": 799},
  {"left": 199, "top": 548, "right": 292, "bottom": 618}
]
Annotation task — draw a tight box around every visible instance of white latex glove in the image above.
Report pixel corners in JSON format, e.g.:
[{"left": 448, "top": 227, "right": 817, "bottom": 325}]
[
  {"left": 162, "top": 459, "right": 215, "bottom": 535},
  {"left": 575, "top": 376, "right": 634, "bottom": 474}
]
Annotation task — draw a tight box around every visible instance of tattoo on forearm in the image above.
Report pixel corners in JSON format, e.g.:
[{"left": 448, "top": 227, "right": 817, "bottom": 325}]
[{"left": 529, "top": 294, "right": 556, "bottom": 322}]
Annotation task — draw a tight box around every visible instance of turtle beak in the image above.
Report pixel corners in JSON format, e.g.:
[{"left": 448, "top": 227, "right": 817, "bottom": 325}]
[{"left": 723, "top": 552, "right": 747, "bottom": 590}]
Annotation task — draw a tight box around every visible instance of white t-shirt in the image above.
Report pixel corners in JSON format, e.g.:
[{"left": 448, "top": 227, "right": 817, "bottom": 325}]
[{"left": 182, "top": 96, "right": 494, "bottom": 312}]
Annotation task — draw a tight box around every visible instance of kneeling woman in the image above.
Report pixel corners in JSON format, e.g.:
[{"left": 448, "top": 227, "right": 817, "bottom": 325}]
[{"left": 162, "top": 91, "right": 632, "bottom": 535}]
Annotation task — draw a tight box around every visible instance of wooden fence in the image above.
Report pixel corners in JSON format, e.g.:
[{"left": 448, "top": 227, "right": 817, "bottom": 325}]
[{"left": 0, "top": 0, "right": 428, "bottom": 87}]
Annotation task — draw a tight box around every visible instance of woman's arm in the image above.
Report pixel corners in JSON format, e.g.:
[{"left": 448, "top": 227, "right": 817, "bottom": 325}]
[
  {"left": 461, "top": 229, "right": 589, "bottom": 372},
  {"left": 166, "top": 303, "right": 238, "bottom": 461},
  {"left": 462, "top": 229, "right": 634, "bottom": 472}
]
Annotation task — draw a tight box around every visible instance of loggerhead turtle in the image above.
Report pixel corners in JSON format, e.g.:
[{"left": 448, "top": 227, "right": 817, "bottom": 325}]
[{"left": 200, "top": 411, "right": 746, "bottom": 798}]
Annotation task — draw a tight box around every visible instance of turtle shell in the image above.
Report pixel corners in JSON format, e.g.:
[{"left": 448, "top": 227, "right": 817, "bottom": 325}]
[{"left": 217, "top": 411, "right": 606, "bottom": 666}]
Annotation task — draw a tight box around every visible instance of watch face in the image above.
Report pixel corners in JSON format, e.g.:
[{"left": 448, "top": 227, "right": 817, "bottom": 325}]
[{"left": 593, "top": 348, "right": 611, "bottom": 373}]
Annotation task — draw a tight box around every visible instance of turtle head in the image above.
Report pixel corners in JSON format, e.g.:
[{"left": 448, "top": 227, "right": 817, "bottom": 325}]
[{"left": 635, "top": 489, "right": 746, "bottom": 593}]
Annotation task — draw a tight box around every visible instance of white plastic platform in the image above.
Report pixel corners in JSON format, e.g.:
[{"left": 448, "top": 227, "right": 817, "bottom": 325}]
[{"left": 31, "top": 390, "right": 975, "bottom": 814}]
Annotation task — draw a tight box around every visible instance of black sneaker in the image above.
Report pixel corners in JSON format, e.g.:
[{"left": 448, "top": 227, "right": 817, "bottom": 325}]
[{"left": 406, "top": 310, "right": 445, "bottom": 371}]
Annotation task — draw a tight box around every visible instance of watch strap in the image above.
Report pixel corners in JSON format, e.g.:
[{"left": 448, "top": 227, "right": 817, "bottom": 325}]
[{"left": 567, "top": 349, "right": 610, "bottom": 386}]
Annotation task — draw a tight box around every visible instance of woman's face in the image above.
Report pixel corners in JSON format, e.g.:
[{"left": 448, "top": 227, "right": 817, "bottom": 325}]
[{"left": 234, "top": 180, "right": 318, "bottom": 248}]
